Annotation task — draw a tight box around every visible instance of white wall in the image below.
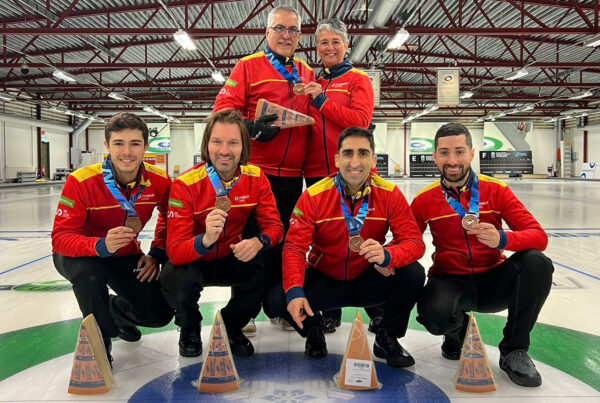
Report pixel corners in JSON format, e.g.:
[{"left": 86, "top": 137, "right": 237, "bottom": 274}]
[
  {"left": 4, "top": 122, "right": 36, "bottom": 179},
  {"left": 44, "top": 130, "right": 70, "bottom": 177},
  {"left": 170, "top": 128, "right": 195, "bottom": 177},
  {"left": 526, "top": 126, "right": 557, "bottom": 175},
  {"left": 586, "top": 124, "right": 600, "bottom": 166}
]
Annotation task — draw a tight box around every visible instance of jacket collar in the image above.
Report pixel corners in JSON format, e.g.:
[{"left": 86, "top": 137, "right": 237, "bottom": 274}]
[
  {"left": 321, "top": 60, "right": 353, "bottom": 80},
  {"left": 441, "top": 168, "right": 475, "bottom": 196},
  {"left": 264, "top": 45, "right": 294, "bottom": 66}
]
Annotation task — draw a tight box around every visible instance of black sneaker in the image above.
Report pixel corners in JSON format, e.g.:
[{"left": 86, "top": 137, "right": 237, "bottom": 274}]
[
  {"left": 179, "top": 326, "right": 202, "bottom": 357},
  {"left": 305, "top": 326, "right": 327, "bottom": 358},
  {"left": 373, "top": 328, "right": 415, "bottom": 368},
  {"left": 441, "top": 314, "right": 469, "bottom": 360},
  {"left": 117, "top": 325, "right": 141, "bottom": 342},
  {"left": 368, "top": 316, "right": 383, "bottom": 334},
  {"left": 500, "top": 350, "right": 542, "bottom": 387},
  {"left": 322, "top": 316, "right": 341, "bottom": 334},
  {"left": 228, "top": 329, "right": 254, "bottom": 357},
  {"left": 103, "top": 338, "right": 113, "bottom": 369}
]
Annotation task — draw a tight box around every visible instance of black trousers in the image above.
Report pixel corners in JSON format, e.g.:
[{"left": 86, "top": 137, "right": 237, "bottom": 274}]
[
  {"left": 53, "top": 253, "right": 174, "bottom": 340},
  {"left": 160, "top": 254, "right": 275, "bottom": 334},
  {"left": 416, "top": 249, "right": 554, "bottom": 355},
  {"left": 266, "top": 262, "right": 425, "bottom": 338}
]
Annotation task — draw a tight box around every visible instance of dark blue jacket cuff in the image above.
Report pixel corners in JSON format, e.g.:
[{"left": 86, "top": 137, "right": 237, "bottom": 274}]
[
  {"left": 497, "top": 230, "right": 508, "bottom": 249},
  {"left": 285, "top": 286, "right": 306, "bottom": 304},
  {"left": 148, "top": 247, "right": 167, "bottom": 264},
  {"left": 380, "top": 249, "right": 391, "bottom": 268},
  {"left": 193, "top": 234, "right": 214, "bottom": 255},
  {"left": 312, "top": 93, "right": 327, "bottom": 109},
  {"left": 260, "top": 233, "right": 272, "bottom": 250},
  {"left": 95, "top": 238, "right": 114, "bottom": 258}
]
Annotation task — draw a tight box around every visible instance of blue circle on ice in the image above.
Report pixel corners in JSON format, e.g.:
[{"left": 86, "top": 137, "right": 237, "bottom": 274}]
[{"left": 129, "top": 352, "right": 449, "bottom": 402}]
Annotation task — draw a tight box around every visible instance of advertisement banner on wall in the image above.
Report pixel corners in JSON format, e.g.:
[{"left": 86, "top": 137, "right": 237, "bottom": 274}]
[
  {"left": 437, "top": 68, "right": 459, "bottom": 107},
  {"left": 147, "top": 123, "right": 170, "bottom": 153},
  {"left": 365, "top": 69, "right": 381, "bottom": 107},
  {"left": 580, "top": 162, "right": 597, "bottom": 179},
  {"left": 409, "top": 122, "right": 445, "bottom": 153}
]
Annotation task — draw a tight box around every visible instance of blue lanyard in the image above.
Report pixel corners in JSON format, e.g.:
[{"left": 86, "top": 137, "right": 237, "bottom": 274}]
[
  {"left": 102, "top": 155, "right": 144, "bottom": 217},
  {"left": 264, "top": 46, "right": 301, "bottom": 86},
  {"left": 334, "top": 173, "right": 369, "bottom": 237},
  {"left": 441, "top": 172, "right": 480, "bottom": 220},
  {"left": 206, "top": 163, "right": 239, "bottom": 197}
]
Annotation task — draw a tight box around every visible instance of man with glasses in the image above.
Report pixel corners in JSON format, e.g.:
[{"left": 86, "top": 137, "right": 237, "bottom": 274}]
[{"left": 213, "top": 5, "right": 315, "bottom": 334}]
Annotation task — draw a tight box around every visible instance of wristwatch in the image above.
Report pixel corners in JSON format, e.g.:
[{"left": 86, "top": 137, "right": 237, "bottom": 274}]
[{"left": 257, "top": 234, "right": 268, "bottom": 250}]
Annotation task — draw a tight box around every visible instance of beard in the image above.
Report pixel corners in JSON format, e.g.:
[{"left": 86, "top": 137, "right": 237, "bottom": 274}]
[{"left": 441, "top": 164, "right": 471, "bottom": 185}]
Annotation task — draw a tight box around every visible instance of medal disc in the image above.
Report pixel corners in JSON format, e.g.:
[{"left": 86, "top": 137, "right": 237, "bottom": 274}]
[
  {"left": 293, "top": 83, "right": 305, "bottom": 95},
  {"left": 348, "top": 235, "right": 364, "bottom": 252},
  {"left": 124, "top": 216, "right": 143, "bottom": 233},
  {"left": 215, "top": 196, "right": 231, "bottom": 212},
  {"left": 462, "top": 213, "right": 478, "bottom": 230}
]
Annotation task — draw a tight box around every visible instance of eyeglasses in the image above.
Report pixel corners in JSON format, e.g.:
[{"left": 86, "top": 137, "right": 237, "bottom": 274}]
[{"left": 268, "top": 25, "right": 301, "bottom": 37}]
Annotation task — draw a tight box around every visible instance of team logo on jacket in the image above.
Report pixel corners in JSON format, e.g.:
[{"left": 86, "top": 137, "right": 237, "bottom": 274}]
[
  {"left": 234, "top": 194, "right": 250, "bottom": 203},
  {"left": 330, "top": 82, "right": 349, "bottom": 88},
  {"left": 137, "top": 192, "right": 155, "bottom": 201},
  {"left": 169, "top": 198, "right": 183, "bottom": 208}
]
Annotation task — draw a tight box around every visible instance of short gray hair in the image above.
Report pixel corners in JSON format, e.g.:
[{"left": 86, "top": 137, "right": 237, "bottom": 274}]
[
  {"left": 267, "top": 5, "right": 302, "bottom": 28},
  {"left": 315, "top": 18, "right": 348, "bottom": 44}
]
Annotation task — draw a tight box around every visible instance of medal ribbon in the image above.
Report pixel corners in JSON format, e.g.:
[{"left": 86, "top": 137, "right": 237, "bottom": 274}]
[
  {"left": 334, "top": 172, "right": 369, "bottom": 237},
  {"left": 264, "top": 46, "right": 301, "bottom": 86},
  {"left": 102, "top": 155, "right": 144, "bottom": 217},
  {"left": 206, "top": 163, "right": 239, "bottom": 198},
  {"left": 441, "top": 172, "right": 480, "bottom": 220}
]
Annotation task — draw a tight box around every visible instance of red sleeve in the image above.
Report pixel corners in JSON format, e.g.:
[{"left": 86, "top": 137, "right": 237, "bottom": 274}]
[
  {"left": 319, "top": 73, "right": 374, "bottom": 128},
  {"left": 150, "top": 176, "right": 171, "bottom": 252},
  {"left": 212, "top": 60, "right": 250, "bottom": 117},
  {"left": 385, "top": 187, "right": 426, "bottom": 267},
  {"left": 255, "top": 173, "right": 284, "bottom": 245},
  {"left": 51, "top": 175, "right": 100, "bottom": 257},
  {"left": 410, "top": 194, "right": 429, "bottom": 234},
  {"left": 166, "top": 179, "right": 201, "bottom": 266},
  {"left": 500, "top": 185, "right": 548, "bottom": 251},
  {"left": 282, "top": 191, "right": 316, "bottom": 292}
]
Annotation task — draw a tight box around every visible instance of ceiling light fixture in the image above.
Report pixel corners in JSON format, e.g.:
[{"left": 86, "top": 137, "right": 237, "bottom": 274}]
[
  {"left": 569, "top": 90, "right": 593, "bottom": 100},
  {"left": 584, "top": 33, "right": 600, "bottom": 47},
  {"left": 211, "top": 70, "right": 226, "bottom": 83},
  {"left": 504, "top": 68, "right": 528, "bottom": 81},
  {"left": 108, "top": 92, "right": 125, "bottom": 100},
  {"left": 0, "top": 93, "right": 15, "bottom": 101},
  {"left": 386, "top": 28, "right": 410, "bottom": 50},
  {"left": 173, "top": 29, "right": 197, "bottom": 51},
  {"left": 460, "top": 91, "right": 474, "bottom": 99},
  {"left": 52, "top": 69, "right": 77, "bottom": 82}
]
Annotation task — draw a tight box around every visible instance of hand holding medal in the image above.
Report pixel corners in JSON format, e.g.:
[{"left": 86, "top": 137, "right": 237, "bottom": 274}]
[
  {"left": 358, "top": 238, "right": 387, "bottom": 267},
  {"left": 467, "top": 222, "right": 501, "bottom": 248},
  {"left": 105, "top": 226, "right": 137, "bottom": 253},
  {"left": 203, "top": 208, "right": 228, "bottom": 248}
]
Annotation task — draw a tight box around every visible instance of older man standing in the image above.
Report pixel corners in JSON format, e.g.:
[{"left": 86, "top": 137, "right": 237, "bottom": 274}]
[{"left": 213, "top": 5, "right": 315, "bottom": 333}]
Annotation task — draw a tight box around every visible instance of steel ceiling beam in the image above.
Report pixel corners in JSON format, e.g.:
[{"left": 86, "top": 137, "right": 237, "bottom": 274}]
[{"left": 1, "top": 27, "right": 596, "bottom": 36}]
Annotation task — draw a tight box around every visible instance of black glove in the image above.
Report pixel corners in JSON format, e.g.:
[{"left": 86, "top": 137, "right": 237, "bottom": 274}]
[{"left": 244, "top": 114, "right": 280, "bottom": 142}]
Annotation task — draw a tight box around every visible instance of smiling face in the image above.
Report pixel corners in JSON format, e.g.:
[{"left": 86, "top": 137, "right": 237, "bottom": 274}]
[
  {"left": 265, "top": 10, "right": 301, "bottom": 58},
  {"left": 335, "top": 135, "right": 376, "bottom": 194},
  {"left": 207, "top": 121, "right": 242, "bottom": 181},
  {"left": 104, "top": 128, "right": 148, "bottom": 184},
  {"left": 317, "top": 30, "right": 348, "bottom": 68},
  {"left": 433, "top": 134, "right": 475, "bottom": 187}
]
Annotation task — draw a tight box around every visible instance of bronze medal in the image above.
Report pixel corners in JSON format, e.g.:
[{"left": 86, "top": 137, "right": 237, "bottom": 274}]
[
  {"left": 348, "top": 235, "right": 364, "bottom": 252},
  {"left": 124, "top": 216, "right": 143, "bottom": 233},
  {"left": 215, "top": 196, "right": 231, "bottom": 212},
  {"left": 293, "top": 83, "right": 305, "bottom": 95},
  {"left": 462, "top": 213, "right": 478, "bottom": 230}
]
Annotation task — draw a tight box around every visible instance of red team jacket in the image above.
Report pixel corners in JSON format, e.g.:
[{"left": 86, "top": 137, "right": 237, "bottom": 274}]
[
  {"left": 166, "top": 163, "right": 284, "bottom": 266},
  {"left": 283, "top": 174, "right": 425, "bottom": 298},
  {"left": 213, "top": 49, "right": 315, "bottom": 177},
  {"left": 51, "top": 162, "right": 171, "bottom": 258},
  {"left": 305, "top": 63, "right": 374, "bottom": 178},
  {"left": 410, "top": 171, "right": 548, "bottom": 277}
]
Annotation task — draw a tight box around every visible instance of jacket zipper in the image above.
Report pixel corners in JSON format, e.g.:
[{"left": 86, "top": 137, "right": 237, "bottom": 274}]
[
  {"left": 215, "top": 216, "right": 228, "bottom": 260},
  {"left": 343, "top": 198, "right": 355, "bottom": 281},
  {"left": 321, "top": 78, "right": 332, "bottom": 175},
  {"left": 457, "top": 191, "right": 475, "bottom": 273},
  {"left": 277, "top": 85, "right": 294, "bottom": 176}
]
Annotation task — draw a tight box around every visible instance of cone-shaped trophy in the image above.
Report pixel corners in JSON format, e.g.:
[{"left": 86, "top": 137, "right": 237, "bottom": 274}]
[
  {"left": 255, "top": 98, "right": 315, "bottom": 128},
  {"left": 454, "top": 312, "right": 497, "bottom": 393},
  {"left": 197, "top": 310, "right": 240, "bottom": 393},
  {"left": 335, "top": 310, "right": 380, "bottom": 390},
  {"left": 68, "top": 314, "right": 114, "bottom": 395}
]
